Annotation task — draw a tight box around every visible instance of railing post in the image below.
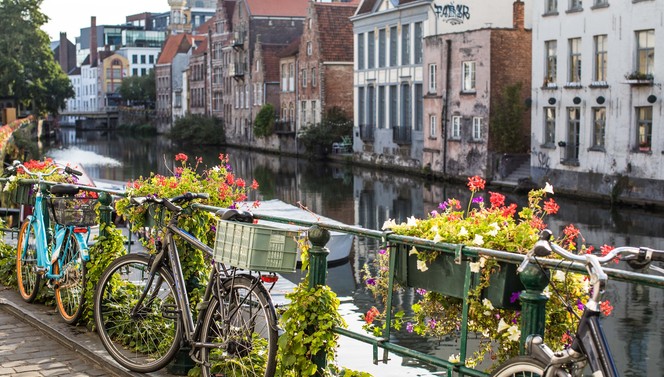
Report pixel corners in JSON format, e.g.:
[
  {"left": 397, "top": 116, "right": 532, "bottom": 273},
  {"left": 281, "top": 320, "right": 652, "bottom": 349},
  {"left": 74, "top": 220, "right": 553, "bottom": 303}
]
[
  {"left": 97, "top": 192, "right": 113, "bottom": 237},
  {"left": 307, "top": 224, "right": 330, "bottom": 376},
  {"left": 518, "top": 262, "right": 550, "bottom": 353}
]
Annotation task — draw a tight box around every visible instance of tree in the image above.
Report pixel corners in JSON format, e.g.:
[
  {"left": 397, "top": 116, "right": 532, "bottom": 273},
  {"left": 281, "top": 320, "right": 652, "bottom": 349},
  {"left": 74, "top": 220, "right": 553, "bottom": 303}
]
[
  {"left": 491, "top": 83, "right": 528, "bottom": 153},
  {"left": 119, "top": 69, "right": 156, "bottom": 108},
  {"left": 254, "top": 104, "right": 276, "bottom": 138},
  {"left": 0, "top": 0, "right": 74, "bottom": 115},
  {"left": 298, "top": 107, "right": 353, "bottom": 157}
]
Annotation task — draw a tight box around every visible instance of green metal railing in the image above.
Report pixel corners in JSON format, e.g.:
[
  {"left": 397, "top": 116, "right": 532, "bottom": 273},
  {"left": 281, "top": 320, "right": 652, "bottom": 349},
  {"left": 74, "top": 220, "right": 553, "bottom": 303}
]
[{"left": 3, "top": 179, "right": 664, "bottom": 376}]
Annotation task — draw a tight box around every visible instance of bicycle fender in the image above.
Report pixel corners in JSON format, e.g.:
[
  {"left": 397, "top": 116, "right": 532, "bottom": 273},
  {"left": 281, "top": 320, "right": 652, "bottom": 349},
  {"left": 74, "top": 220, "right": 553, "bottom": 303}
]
[{"left": 72, "top": 232, "right": 90, "bottom": 262}]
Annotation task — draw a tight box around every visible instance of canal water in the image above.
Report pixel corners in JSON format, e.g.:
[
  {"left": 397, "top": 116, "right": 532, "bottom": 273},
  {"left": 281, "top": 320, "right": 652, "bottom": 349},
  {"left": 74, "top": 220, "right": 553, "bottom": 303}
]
[{"left": 47, "top": 128, "right": 663, "bottom": 376}]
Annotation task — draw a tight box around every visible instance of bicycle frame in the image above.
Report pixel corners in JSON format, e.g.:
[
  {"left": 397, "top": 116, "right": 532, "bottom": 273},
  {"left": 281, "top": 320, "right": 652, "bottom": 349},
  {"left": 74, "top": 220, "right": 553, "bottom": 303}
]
[{"left": 21, "top": 187, "right": 90, "bottom": 280}]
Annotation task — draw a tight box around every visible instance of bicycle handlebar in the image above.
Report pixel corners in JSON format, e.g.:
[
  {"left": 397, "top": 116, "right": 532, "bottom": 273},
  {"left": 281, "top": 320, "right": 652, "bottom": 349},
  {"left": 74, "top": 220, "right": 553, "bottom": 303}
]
[
  {"left": 130, "top": 192, "right": 210, "bottom": 214},
  {"left": 8, "top": 160, "right": 82, "bottom": 180}
]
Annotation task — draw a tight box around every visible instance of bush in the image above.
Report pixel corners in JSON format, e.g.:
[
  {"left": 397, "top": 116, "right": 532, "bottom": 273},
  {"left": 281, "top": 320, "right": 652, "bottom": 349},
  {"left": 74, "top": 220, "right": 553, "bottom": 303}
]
[
  {"left": 254, "top": 104, "right": 276, "bottom": 138},
  {"left": 298, "top": 107, "right": 353, "bottom": 157},
  {"left": 169, "top": 114, "right": 225, "bottom": 145}
]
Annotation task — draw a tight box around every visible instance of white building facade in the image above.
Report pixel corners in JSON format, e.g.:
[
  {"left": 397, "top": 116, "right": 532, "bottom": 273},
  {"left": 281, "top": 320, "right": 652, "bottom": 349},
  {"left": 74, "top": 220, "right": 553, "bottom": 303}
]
[
  {"left": 117, "top": 47, "right": 161, "bottom": 76},
  {"left": 531, "top": 0, "right": 664, "bottom": 204}
]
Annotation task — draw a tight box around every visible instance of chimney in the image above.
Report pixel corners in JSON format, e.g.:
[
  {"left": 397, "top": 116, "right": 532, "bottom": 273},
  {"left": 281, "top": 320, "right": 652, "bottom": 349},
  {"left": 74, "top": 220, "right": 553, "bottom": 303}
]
[
  {"left": 513, "top": 0, "right": 524, "bottom": 30},
  {"left": 59, "top": 32, "right": 68, "bottom": 72},
  {"left": 90, "top": 16, "right": 98, "bottom": 65}
]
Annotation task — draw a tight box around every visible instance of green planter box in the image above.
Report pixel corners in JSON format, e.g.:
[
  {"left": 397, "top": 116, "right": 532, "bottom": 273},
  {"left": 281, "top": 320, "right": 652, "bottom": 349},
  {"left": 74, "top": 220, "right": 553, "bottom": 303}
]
[
  {"left": 394, "top": 246, "right": 524, "bottom": 310},
  {"left": 11, "top": 183, "right": 36, "bottom": 205}
]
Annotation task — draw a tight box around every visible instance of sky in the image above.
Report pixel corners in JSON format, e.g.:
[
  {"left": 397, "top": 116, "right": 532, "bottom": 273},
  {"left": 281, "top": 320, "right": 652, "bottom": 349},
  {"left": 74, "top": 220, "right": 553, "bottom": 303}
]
[{"left": 40, "top": 0, "right": 170, "bottom": 42}]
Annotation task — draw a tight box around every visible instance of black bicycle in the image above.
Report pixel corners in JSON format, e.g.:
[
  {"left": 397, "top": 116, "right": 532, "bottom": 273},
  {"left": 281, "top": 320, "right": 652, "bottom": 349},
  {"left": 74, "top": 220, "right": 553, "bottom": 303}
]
[
  {"left": 491, "top": 229, "right": 664, "bottom": 377},
  {"left": 93, "top": 193, "right": 285, "bottom": 377}
]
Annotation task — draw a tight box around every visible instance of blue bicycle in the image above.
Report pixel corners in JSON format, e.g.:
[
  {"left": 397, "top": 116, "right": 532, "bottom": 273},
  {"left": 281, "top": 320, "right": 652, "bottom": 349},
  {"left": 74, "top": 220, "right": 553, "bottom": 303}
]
[{"left": 10, "top": 160, "right": 96, "bottom": 324}]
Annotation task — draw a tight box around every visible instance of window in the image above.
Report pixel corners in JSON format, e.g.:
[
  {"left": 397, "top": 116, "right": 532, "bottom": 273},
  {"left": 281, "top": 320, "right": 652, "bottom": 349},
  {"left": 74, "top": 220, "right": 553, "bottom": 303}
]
[
  {"left": 451, "top": 116, "right": 461, "bottom": 138},
  {"left": 307, "top": 42, "right": 312, "bottom": 56},
  {"left": 429, "top": 115, "right": 437, "bottom": 138},
  {"left": 428, "top": 64, "right": 437, "bottom": 93},
  {"left": 545, "top": 40, "right": 558, "bottom": 84},
  {"left": 592, "top": 107, "right": 606, "bottom": 149},
  {"left": 414, "top": 22, "right": 423, "bottom": 64},
  {"left": 546, "top": 0, "right": 558, "bottom": 13},
  {"left": 415, "top": 84, "right": 422, "bottom": 131},
  {"left": 593, "top": 0, "right": 607, "bottom": 6},
  {"left": 141, "top": 55, "right": 146, "bottom": 64},
  {"left": 289, "top": 63, "right": 294, "bottom": 91},
  {"left": 358, "top": 87, "right": 365, "bottom": 125},
  {"left": 149, "top": 55, "right": 155, "bottom": 64},
  {"left": 132, "top": 68, "right": 138, "bottom": 76},
  {"left": 378, "top": 86, "right": 385, "bottom": 129},
  {"left": 401, "top": 24, "right": 410, "bottom": 65},
  {"left": 141, "top": 68, "right": 147, "bottom": 76},
  {"left": 401, "top": 83, "right": 411, "bottom": 129},
  {"left": 462, "top": 61, "right": 476, "bottom": 92},
  {"left": 472, "top": 117, "right": 482, "bottom": 140},
  {"left": 568, "top": 38, "right": 582, "bottom": 83},
  {"left": 301, "top": 69, "right": 307, "bottom": 87},
  {"left": 594, "top": 35, "right": 607, "bottom": 82},
  {"left": 301, "top": 101, "right": 307, "bottom": 123},
  {"left": 390, "top": 26, "right": 398, "bottom": 66},
  {"left": 367, "top": 86, "right": 376, "bottom": 127},
  {"left": 378, "top": 29, "right": 386, "bottom": 67},
  {"left": 281, "top": 64, "right": 287, "bottom": 91},
  {"left": 132, "top": 55, "right": 138, "bottom": 64},
  {"left": 636, "top": 30, "right": 655, "bottom": 76},
  {"left": 569, "top": 0, "right": 582, "bottom": 10},
  {"left": 636, "top": 106, "right": 653, "bottom": 151},
  {"left": 389, "top": 85, "right": 398, "bottom": 127},
  {"left": 312, "top": 100, "right": 317, "bottom": 124},
  {"left": 311, "top": 68, "right": 316, "bottom": 87},
  {"left": 368, "top": 31, "right": 375, "bottom": 69},
  {"left": 358, "top": 33, "right": 365, "bottom": 70},
  {"left": 544, "top": 107, "right": 556, "bottom": 145},
  {"left": 565, "top": 107, "right": 581, "bottom": 162}
]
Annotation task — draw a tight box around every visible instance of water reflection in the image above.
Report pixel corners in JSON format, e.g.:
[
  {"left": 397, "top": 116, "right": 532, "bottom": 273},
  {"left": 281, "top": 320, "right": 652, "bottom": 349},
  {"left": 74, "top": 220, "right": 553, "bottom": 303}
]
[{"left": 49, "top": 128, "right": 664, "bottom": 375}]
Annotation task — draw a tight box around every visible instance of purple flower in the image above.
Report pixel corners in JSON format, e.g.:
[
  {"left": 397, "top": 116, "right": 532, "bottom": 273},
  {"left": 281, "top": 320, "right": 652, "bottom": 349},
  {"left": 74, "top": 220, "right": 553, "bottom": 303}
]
[
  {"left": 366, "top": 278, "right": 376, "bottom": 286},
  {"left": 430, "top": 210, "right": 439, "bottom": 217},
  {"left": 416, "top": 288, "right": 427, "bottom": 296},
  {"left": 438, "top": 202, "right": 448, "bottom": 211},
  {"left": 428, "top": 319, "right": 437, "bottom": 329},
  {"left": 472, "top": 196, "right": 484, "bottom": 204},
  {"left": 576, "top": 299, "right": 585, "bottom": 311},
  {"left": 210, "top": 225, "right": 217, "bottom": 233},
  {"left": 378, "top": 248, "right": 387, "bottom": 255},
  {"left": 509, "top": 291, "right": 521, "bottom": 304},
  {"left": 406, "top": 322, "right": 414, "bottom": 333}
]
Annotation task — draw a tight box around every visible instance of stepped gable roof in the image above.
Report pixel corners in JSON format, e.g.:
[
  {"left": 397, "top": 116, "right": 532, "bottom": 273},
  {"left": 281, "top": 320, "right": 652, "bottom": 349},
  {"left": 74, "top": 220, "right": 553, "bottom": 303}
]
[
  {"left": 157, "top": 33, "right": 194, "bottom": 64},
  {"left": 246, "top": 0, "right": 308, "bottom": 17},
  {"left": 315, "top": 2, "right": 357, "bottom": 62},
  {"left": 277, "top": 37, "right": 300, "bottom": 58}
]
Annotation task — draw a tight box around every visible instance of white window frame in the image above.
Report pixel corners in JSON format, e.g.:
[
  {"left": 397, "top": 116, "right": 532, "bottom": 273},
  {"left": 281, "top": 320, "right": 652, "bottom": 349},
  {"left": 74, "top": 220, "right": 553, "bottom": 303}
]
[
  {"left": 472, "top": 117, "right": 482, "bottom": 140},
  {"left": 451, "top": 116, "right": 461, "bottom": 139},
  {"left": 636, "top": 29, "right": 655, "bottom": 76},
  {"left": 546, "top": 0, "right": 558, "bottom": 13},
  {"left": 568, "top": 38, "right": 582, "bottom": 83},
  {"left": 429, "top": 114, "right": 437, "bottom": 138},
  {"left": 462, "top": 61, "right": 476, "bottom": 92},
  {"left": 428, "top": 64, "right": 437, "bottom": 93},
  {"left": 307, "top": 41, "right": 312, "bottom": 56},
  {"left": 594, "top": 35, "right": 607, "bottom": 82}
]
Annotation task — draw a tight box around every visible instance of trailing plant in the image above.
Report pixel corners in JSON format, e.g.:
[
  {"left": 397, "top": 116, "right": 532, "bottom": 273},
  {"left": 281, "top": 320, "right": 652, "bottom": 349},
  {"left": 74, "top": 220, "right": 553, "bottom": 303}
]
[
  {"left": 362, "top": 177, "right": 615, "bottom": 368},
  {"left": 254, "top": 104, "right": 276, "bottom": 138}
]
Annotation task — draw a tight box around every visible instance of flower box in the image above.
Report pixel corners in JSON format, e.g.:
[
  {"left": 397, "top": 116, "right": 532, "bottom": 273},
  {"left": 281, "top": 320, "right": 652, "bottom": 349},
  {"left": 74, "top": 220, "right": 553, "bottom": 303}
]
[
  {"left": 394, "top": 245, "right": 524, "bottom": 310},
  {"left": 10, "top": 183, "right": 36, "bottom": 205}
]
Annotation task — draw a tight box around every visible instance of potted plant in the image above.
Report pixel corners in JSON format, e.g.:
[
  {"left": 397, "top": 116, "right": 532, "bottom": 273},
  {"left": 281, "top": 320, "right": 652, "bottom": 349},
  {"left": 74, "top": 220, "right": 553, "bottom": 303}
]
[
  {"left": 362, "top": 177, "right": 615, "bottom": 368},
  {"left": 624, "top": 71, "right": 654, "bottom": 85}
]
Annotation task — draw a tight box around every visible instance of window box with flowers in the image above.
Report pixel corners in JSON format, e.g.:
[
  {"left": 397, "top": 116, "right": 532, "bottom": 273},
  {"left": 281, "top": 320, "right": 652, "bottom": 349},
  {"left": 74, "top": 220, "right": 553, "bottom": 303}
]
[
  {"left": 624, "top": 71, "right": 654, "bottom": 86},
  {"left": 362, "top": 177, "right": 615, "bottom": 368}
]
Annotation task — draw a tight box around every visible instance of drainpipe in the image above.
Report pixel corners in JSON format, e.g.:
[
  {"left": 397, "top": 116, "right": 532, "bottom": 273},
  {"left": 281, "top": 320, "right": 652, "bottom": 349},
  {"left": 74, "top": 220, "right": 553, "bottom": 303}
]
[{"left": 442, "top": 39, "right": 451, "bottom": 177}]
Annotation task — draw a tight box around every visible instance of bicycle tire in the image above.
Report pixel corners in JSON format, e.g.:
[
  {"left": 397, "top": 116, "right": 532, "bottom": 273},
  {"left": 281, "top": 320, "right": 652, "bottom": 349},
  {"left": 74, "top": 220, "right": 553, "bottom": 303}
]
[
  {"left": 94, "top": 253, "right": 182, "bottom": 373},
  {"left": 491, "top": 356, "right": 546, "bottom": 377},
  {"left": 16, "top": 221, "right": 41, "bottom": 302},
  {"left": 200, "top": 274, "right": 278, "bottom": 377},
  {"left": 54, "top": 232, "right": 87, "bottom": 324}
]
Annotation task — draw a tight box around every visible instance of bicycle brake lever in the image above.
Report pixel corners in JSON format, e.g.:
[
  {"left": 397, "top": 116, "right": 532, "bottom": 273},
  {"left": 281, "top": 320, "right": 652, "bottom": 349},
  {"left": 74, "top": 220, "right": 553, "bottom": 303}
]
[{"left": 517, "top": 250, "right": 533, "bottom": 274}]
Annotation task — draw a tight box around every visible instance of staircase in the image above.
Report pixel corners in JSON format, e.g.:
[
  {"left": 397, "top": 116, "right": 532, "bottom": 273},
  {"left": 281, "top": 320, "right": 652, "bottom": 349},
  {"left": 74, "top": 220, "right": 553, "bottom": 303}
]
[{"left": 493, "top": 157, "right": 532, "bottom": 188}]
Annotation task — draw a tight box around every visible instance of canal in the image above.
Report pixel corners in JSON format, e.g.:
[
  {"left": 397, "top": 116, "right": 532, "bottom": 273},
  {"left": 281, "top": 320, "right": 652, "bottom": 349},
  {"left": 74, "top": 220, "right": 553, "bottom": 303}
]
[{"left": 47, "top": 128, "right": 663, "bottom": 376}]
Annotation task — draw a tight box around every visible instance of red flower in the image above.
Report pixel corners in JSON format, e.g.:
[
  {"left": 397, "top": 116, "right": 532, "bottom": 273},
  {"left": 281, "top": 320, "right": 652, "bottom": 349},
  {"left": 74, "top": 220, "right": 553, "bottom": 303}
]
[
  {"left": 365, "top": 307, "right": 380, "bottom": 325},
  {"left": 236, "top": 178, "right": 246, "bottom": 188},
  {"left": 600, "top": 244, "right": 620, "bottom": 263},
  {"left": 467, "top": 176, "right": 486, "bottom": 192},
  {"left": 563, "top": 224, "right": 580, "bottom": 239},
  {"left": 226, "top": 173, "right": 235, "bottom": 185},
  {"left": 543, "top": 198, "right": 560, "bottom": 215},
  {"left": 561, "top": 332, "right": 574, "bottom": 346},
  {"left": 501, "top": 203, "right": 517, "bottom": 218},
  {"left": 489, "top": 192, "right": 505, "bottom": 208},
  {"left": 600, "top": 300, "right": 614, "bottom": 316},
  {"left": 251, "top": 179, "right": 259, "bottom": 190},
  {"left": 175, "top": 153, "right": 188, "bottom": 162},
  {"left": 530, "top": 217, "right": 546, "bottom": 230}
]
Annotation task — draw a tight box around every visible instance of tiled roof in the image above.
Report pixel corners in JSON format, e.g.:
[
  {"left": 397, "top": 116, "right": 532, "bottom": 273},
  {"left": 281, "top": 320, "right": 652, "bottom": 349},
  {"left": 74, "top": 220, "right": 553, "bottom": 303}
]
[
  {"left": 277, "top": 37, "right": 300, "bottom": 58},
  {"left": 157, "top": 34, "right": 195, "bottom": 64},
  {"left": 195, "top": 16, "right": 216, "bottom": 34},
  {"left": 315, "top": 2, "right": 357, "bottom": 62},
  {"left": 246, "top": 0, "right": 308, "bottom": 17},
  {"left": 192, "top": 36, "right": 209, "bottom": 55}
]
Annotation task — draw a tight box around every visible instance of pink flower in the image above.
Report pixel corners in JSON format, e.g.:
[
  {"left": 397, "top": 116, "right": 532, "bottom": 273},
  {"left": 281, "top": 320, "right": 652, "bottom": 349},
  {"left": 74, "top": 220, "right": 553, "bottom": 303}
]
[{"left": 175, "top": 153, "right": 188, "bottom": 162}]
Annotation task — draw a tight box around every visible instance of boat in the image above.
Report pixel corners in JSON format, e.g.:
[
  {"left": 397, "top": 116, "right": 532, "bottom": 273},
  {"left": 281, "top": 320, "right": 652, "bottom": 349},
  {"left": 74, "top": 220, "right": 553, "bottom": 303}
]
[{"left": 239, "top": 199, "right": 353, "bottom": 265}]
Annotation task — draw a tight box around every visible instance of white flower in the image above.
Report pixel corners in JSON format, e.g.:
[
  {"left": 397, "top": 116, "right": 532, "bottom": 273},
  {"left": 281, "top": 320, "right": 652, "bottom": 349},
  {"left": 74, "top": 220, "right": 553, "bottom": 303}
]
[
  {"left": 469, "top": 261, "right": 481, "bottom": 273},
  {"left": 448, "top": 354, "right": 460, "bottom": 363},
  {"left": 212, "top": 166, "right": 221, "bottom": 172},
  {"left": 382, "top": 219, "right": 397, "bottom": 230},
  {"left": 486, "top": 222, "right": 500, "bottom": 236},
  {"left": 433, "top": 233, "right": 442, "bottom": 243},
  {"left": 409, "top": 247, "right": 419, "bottom": 256},
  {"left": 543, "top": 286, "right": 551, "bottom": 298},
  {"left": 458, "top": 227, "right": 468, "bottom": 237},
  {"left": 8, "top": 175, "right": 16, "bottom": 182},
  {"left": 507, "top": 325, "right": 521, "bottom": 342},
  {"left": 554, "top": 270, "right": 566, "bottom": 282},
  {"left": 416, "top": 259, "right": 429, "bottom": 272},
  {"left": 482, "top": 298, "right": 494, "bottom": 310},
  {"left": 479, "top": 256, "right": 487, "bottom": 267},
  {"left": 481, "top": 329, "right": 490, "bottom": 337},
  {"left": 544, "top": 182, "right": 554, "bottom": 194},
  {"left": 497, "top": 318, "right": 510, "bottom": 333},
  {"left": 406, "top": 216, "right": 418, "bottom": 227},
  {"left": 473, "top": 234, "right": 484, "bottom": 246},
  {"left": 2, "top": 184, "right": 8, "bottom": 192}
]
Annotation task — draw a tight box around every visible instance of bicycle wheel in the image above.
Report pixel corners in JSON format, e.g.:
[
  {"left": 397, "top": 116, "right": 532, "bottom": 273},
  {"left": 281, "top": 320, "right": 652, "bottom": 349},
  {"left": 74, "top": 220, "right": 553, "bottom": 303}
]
[
  {"left": 491, "top": 356, "right": 546, "bottom": 377},
  {"left": 54, "top": 232, "right": 87, "bottom": 324},
  {"left": 16, "top": 220, "right": 41, "bottom": 302},
  {"left": 94, "top": 253, "right": 182, "bottom": 373},
  {"left": 200, "top": 274, "right": 278, "bottom": 377}
]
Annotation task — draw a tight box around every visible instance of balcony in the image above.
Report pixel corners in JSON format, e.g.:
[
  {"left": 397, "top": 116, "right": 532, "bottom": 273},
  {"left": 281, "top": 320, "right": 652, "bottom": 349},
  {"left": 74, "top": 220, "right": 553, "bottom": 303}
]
[
  {"left": 392, "top": 126, "right": 411, "bottom": 145},
  {"left": 231, "top": 31, "right": 245, "bottom": 48},
  {"left": 359, "top": 124, "right": 374, "bottom": 142},
  {"left": 228, "top": 63, "right": 245, "bottom": 80}
]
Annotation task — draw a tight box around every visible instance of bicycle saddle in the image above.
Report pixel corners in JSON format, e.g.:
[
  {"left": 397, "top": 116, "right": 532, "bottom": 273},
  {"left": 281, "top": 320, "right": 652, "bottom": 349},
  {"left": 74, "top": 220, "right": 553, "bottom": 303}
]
[
  {"left": 218, "top": 209, "right": 254, "bottom": 223},
  {"left": 50, "top": 184, "right": 81, "bottom": 196}
]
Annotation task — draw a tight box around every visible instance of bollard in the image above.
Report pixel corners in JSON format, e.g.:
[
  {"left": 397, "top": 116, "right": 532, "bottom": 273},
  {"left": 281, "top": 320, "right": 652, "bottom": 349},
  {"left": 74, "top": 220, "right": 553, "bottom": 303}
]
[
  {"left": 518, "top": 262, "right": 550, "bottom": 353},
  {"left": 97, "top": 192, "right": 113, "bottom": 237},
  {"left": 307, "top": 224, "right": 331, "bottom": 376}
]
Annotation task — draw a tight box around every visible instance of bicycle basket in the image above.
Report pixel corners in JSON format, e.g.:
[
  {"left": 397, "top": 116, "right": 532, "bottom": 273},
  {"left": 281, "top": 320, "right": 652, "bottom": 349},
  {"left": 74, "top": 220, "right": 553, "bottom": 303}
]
[
  {"left": 49, "top": 197, "right": 98, "bottom": 227},
  {"left": 10, "top": 183, "right": 36, "bottom": 205},
  {"left": 213, "top": 220, "right": 299, "bottom": 273}
]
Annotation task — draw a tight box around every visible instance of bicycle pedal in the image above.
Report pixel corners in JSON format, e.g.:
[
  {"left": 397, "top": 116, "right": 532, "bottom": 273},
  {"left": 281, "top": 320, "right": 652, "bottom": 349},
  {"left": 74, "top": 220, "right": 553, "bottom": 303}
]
[{"left": 162, "top": 304, "right": 180, "bottom": 320}]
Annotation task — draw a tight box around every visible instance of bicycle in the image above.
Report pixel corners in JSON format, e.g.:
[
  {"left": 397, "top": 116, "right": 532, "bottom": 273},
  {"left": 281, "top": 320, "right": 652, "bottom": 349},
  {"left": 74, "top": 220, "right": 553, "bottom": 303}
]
[
  {"left": 10, "top": 160, "right": 96, "bottom": 324},
  {"left": 491, "top": 229, "right": 664, "bottom": 377},
  {"left": 94, "top": 193, "right": 291, "bottom": 376}
]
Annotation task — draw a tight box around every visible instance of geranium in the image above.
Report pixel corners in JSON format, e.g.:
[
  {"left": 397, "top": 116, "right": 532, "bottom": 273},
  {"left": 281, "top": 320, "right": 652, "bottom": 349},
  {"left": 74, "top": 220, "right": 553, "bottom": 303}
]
[
  {"left": 2, "top": 158, "right": 83, "bottom": 194},
  {"left": 362, "top": 177, "right": 613, "bottom": 368}
]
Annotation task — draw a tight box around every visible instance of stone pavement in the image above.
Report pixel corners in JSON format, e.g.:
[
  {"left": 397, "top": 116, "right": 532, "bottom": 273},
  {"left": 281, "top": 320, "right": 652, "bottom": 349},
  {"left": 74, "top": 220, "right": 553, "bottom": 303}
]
[{"left": 0, "top": 284, "right": 178, "bottom": 377}]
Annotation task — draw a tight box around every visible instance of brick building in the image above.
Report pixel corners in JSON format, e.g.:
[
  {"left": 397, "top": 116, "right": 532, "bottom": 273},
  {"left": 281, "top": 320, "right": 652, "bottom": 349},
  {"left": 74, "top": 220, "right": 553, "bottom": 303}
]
[
  {"left": 422, "top": 1, "right": 532, "bottom": 179},
  {"left": 210, "top": 1, "right": 236, "bottom": 122},
  {"left": 277, "top": 39, "right": 299, "bottom": 133}
]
